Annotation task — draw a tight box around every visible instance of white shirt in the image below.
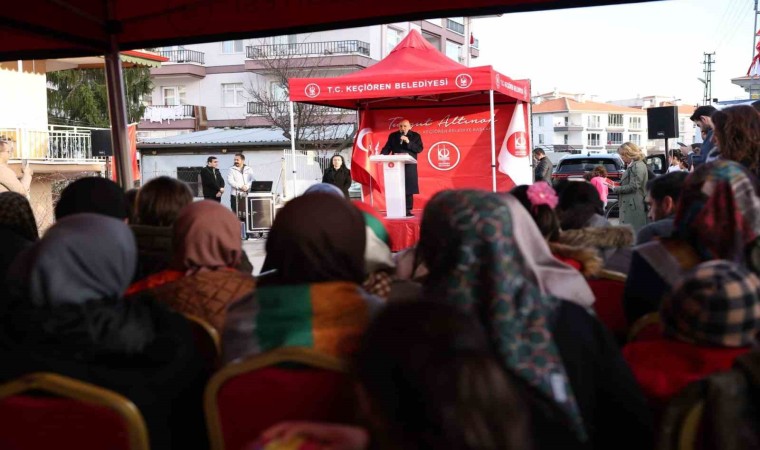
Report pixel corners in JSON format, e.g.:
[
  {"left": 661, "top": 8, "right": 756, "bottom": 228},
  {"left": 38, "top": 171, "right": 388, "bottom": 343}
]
[{"left": 227, "top": 164, "right": 255, "bottom": 196}]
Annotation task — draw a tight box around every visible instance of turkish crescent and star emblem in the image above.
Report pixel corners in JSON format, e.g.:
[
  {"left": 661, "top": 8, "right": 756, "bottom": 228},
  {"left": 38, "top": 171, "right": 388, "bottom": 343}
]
[{"left": 305, "top": 83, "right": 321, "bottom": 98}]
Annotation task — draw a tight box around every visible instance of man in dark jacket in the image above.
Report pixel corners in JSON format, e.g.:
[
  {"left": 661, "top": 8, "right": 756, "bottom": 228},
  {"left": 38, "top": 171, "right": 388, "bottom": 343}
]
[
  {"left": 381, "top": 119, "right": 423, "bottom": 216},
  {"left": 690, "top": 105, "right": 718, "bottom": 167},
  {"left": 533, "top": 148, "right": 553, "bottom": 183},
  {"left": 200, "top": 156, "right": 225, "bottom": 202}
]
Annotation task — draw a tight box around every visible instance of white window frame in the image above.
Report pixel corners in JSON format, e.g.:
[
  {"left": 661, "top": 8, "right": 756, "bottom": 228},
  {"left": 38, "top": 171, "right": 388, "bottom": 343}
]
[
  {"left": 538, "top": 134, "right": 544, "bottom": 145},
  {"left": 587, "top": 133, "right": 601, "bottom": 146},
  {"left": 221, "top": 40, "right": 244, "bottom": 54},
  {"left": 387, "top": 27, "right": 404, "bottom": 56},
  {"left": 538, "top": 116, "right": 544, "bottom": 126},
  {"left": 629, "top": 134, "right": 641, "bottom": 145},
  {"left": 629, "top": 116, "right": 641, "bottom": 129},
  {"left": 608, "top": 132, "right": 623, "bottom": 145},
  {"left": 608, "top": 114, "right": 623, "bottom": 127},
  {"left": 587, "top": 115, "right": 601, "bottom": 128},
  {"left": 222, "top": 83, "right": 246, "bottom": 107},
  {"left": 445, "top": 39, "right": 463, "bottom": 63},
  {"left": 162, "top": 86, "right": 186, "bottom": 106}
]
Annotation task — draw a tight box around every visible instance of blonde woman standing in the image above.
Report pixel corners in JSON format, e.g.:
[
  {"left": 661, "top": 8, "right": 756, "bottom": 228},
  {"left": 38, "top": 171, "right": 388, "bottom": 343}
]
[{"left": 612, "top": 142, "right": 649, "bottom": 232}]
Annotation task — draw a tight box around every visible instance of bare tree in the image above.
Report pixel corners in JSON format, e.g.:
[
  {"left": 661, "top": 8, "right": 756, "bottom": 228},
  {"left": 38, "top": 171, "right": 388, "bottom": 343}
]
[{"left": 244, "top": 37, "right": 358, "bottom": 160}]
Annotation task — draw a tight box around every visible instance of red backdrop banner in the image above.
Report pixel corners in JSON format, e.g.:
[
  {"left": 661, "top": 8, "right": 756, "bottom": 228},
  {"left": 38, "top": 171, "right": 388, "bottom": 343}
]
[{"left": 353, "top": 104, "right": 530, "bottom": 212}]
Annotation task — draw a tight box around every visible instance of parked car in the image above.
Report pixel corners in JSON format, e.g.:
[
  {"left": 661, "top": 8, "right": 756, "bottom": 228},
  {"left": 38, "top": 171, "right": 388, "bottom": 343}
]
[{"left": 551, "top": 153, "right": 626, "bottom": 186}]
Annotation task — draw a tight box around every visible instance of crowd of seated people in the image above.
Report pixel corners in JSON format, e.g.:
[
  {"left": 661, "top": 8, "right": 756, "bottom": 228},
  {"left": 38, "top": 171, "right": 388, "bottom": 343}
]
[{"left": 0, "top": 103, "right": 759, "bottom": 450}]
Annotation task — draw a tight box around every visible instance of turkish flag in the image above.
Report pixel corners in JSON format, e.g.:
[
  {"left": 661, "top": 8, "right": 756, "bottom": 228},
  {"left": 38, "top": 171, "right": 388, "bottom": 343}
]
[
  {"left": 351, "top": 111, "right": 381, "bottom": 192},
  {"left": 497, "top": 101, "right": 532, "bottom": 186}
]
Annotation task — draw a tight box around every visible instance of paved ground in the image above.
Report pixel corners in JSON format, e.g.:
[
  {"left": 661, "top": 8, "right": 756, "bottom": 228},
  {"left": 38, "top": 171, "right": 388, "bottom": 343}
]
[{"left": 242, "top": 238, "right": 267, "bottom": 275}]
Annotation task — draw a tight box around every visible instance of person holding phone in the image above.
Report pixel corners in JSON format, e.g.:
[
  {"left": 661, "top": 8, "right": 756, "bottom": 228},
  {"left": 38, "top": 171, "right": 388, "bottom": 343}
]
[
  {"left": 0, "top": 138, "right": 32, "bottom": 196},
  {"left": 381, "top": 119, "right": 423, "bottom": 217}
]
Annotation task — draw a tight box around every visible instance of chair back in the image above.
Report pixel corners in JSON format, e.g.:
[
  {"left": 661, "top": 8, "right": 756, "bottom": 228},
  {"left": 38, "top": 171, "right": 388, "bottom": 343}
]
[
  {"left": 0, "top": 372, "right": 150, "bottom": 450},
  {"left": 205, "top": 347, "right": 355, "bottom": 450},
  {"left": 628, "top": 312, "right": 663, "bottom": 343},
  {"left": 588, "top": 269, "right": 628, "bottom": 341},
  {"left": 185, "top": 313, "right": 222, "bottom": 370}
]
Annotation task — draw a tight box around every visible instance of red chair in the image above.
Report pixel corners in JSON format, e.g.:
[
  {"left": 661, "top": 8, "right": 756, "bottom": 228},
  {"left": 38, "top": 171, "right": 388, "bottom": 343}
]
[
  {"left": 185, "top": 313, "right": 222, "bottom": 371},
  {"left": 0, "top": 372, "right": 150, "bottom": 450},
  {"left": 205, "top": 347, "right": 356, "bottom": 450},
  {"left": 627, "top": 312, "right": 663, "bottom": 343},
  {"left": 588, "top": 269, "right": 628, "bottom": 341}
]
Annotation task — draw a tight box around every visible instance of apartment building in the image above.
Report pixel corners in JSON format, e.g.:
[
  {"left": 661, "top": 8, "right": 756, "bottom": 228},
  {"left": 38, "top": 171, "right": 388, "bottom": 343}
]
[
  {"left": 138, "top": 18, "right": 480, "bottom": 140},
  {"left": 532, "top": 95, "right": 648, "bottom": 153},
  {"left": 608, "top": 95, "right": 697, "bottom": 150}
]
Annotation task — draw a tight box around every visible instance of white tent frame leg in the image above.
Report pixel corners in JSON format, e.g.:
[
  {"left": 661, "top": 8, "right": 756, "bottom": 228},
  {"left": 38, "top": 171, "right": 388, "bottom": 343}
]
[
  {"left": 289, "top": 100, "right": 297, "bottom": 198},
  {"left": 489, "top": 89, "right": 497, "bottom": 192}
]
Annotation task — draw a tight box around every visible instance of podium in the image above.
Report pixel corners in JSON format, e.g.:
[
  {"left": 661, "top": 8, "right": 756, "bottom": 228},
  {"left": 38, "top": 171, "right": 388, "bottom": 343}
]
[{"left": 369, "top": 154, "right": 417, "bottom": 218}]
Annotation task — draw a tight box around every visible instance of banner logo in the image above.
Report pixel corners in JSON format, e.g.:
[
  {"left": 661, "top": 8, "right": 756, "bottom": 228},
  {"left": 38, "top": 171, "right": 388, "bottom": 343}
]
[
  {"left": 428, "top": 141, "right": 461, "bottom": 171},
  {"left": 305, "top": 83, "right": 321, "bottom": 98},
  {"left": 495, "top": 73, "right": 501, "bottom": 86},
  {"left": 455, "top": 74, "right": 473, "bottom": 89},
  {"left": 507, "top": 131, "right": 528, "bottom": 157}
]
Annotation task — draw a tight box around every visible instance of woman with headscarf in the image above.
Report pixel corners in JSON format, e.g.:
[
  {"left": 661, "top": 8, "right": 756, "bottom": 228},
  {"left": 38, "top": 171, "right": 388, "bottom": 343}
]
[
  {"left": 0, "top": 214, "right": 208, "bottom": 450},
  {"left": 624, "top": 160, "right": 760, "bottom": 324},
  {"left": 417, "top": 190, "right": 652, "bottom": 450},
  {"left": 0, "top": 192, "right": 38, "bottom": 280},
  {"left": 131, "top": 200, "right": 255, "bottom": 331},
  {"left": 623, "top": 260, "right": 760, "bottom": 412},
  {"left": 321, "top": 154, "right": 352, "bottom": 198},
  {"left": 223, "top": 193, "right": 382, "bottom": 363}
]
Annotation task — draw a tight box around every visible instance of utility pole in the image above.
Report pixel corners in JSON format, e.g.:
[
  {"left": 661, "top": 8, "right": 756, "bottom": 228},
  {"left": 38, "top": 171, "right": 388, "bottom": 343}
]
[
  {"left": 702, "top": 52, "right": 715, "bottom": 105},
  {"left": 754, "top": 0, "right": 759, "bottom": 62}
]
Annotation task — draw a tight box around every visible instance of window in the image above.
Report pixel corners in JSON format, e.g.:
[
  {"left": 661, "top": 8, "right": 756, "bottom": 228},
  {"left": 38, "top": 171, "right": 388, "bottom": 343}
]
[
  {"left": 270, "top": 82, "right": 287, "bottom": 101},
  {"left": 538, "top": 116, "right": 544, "bottom": 126},
  {"left": 222, "top": 83, "right": 245, "bottom": 107},
  {"left": 629, "top": 116, "right": 641, "bottom": 129},
  {"left": 538, "top": 134, "right": 544, "bottom": 144},
  {"left": 445, "top": 40, "right": 463, "bottom": 62},
  {"left": 272, "top": 35, "right": 297, "bottom": 45},
  {"left": 221, "top": 40, "right": 244, "bottom": 54},
  {"left": 608, "top": 132, "right": 623, "bottom": 145},
  {"left": 162, "top": 86, "right": 186, "bottom": 105},
  {"left": 422, "top": 31, "right": 441, "bottom": 50},
  {"left": 629, "top": 134, "right": 641, "bottom": 145},
  {"left": 587, "top": 133, "right": 601, "bottom": 146},
  {"left": 177, "top": 167, "right": 203, "bottom": 197},
  {"left": 608, "top": 114, "right": 623, "bottom": 127},
  {"left": 387, "top": 28, "right": 404, "bottom": 55},
  {"left": 587, "top": 115, "right": 601, "bottom": 128},
  {"left": 564, "top": 134, "right": 569, "bottom": 145}
]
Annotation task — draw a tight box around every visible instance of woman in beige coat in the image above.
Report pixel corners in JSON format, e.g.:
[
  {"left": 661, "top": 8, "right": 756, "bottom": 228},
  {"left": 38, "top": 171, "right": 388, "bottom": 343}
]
[{"left": 612, "top": 142, "right": 649, "bottom": 233}]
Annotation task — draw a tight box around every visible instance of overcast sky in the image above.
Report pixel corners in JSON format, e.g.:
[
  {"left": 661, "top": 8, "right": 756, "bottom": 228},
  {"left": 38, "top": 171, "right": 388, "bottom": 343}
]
[{"left": 473, "top": 0, "right": 757, "bottom": 105}]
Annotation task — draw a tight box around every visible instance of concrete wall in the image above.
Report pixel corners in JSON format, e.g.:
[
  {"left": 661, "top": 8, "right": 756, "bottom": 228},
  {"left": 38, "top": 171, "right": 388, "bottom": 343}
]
[{"left": 0, "top": 61, "right": 48, "bottom": 130}]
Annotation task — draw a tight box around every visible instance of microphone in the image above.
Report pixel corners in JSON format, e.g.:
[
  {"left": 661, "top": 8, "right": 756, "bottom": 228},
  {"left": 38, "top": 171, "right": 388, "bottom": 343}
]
[{"left": 400, "top": 131, "right": 406, "bottom": 145}]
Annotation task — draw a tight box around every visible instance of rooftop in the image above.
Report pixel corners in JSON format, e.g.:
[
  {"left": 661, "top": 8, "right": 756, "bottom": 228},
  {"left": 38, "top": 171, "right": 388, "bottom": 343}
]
[{"left": 532, "top": 98, "right": 645, "bottom": 114}]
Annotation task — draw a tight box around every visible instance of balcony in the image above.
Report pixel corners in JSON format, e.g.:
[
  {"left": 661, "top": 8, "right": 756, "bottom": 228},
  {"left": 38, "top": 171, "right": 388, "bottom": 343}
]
[
  {"left": 247, "top": 101, "right": 348, "bottom": 117},
  {"left": 158, "top": 49, "right": 205, "bottom": 65},
  {"left": 471, "top": 38, "right": 479, "bottom": 49},
  {"left": 246, "top": 40, "right": 370, "bottom": 59},
  {"left": 142, "top": 104, "right": 195, "bottom": 122},
  {"left": 554, "top": 122, "right": 583, "bottom": 132},
  {"left": 0, "top": 126, "right": 104, "bottom": 161},
  {"left": 446, "top": 19, "right": 465, "bottom": 34}
]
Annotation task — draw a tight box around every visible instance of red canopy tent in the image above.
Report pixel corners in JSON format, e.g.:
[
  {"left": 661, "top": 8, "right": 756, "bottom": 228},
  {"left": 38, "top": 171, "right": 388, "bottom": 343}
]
[
  {"left": 0, "top": 0, "right": 659, "bottom": 189},
  {"left": 289, "top": 30, "right": 532, "bottom": 210}
]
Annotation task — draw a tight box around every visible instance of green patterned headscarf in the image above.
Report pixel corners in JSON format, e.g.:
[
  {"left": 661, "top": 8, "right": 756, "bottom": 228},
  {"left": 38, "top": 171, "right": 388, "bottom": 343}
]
[{"left": 419, "top": 189, "right": 587, "bottom": 441}]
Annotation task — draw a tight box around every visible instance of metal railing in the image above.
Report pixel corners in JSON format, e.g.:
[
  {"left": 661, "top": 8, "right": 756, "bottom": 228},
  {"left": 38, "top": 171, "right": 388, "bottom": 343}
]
[
  {"left": 142, "top": 104, "right": 195, "bottom": 122},
  {"left": 0, "top": 126, "right": 103, "bottom": 161},
  {"left": 246, "top": 40, "right": 370, "bottom": 59},
  {"left": 158, "top": 49, "right": 205, "bottom": 64},
  {"left": 247, "top": 101, "right": 348, "bottom": 116},
  {"left": 446, "top": 19, "right": 465, "bottom": 34}
]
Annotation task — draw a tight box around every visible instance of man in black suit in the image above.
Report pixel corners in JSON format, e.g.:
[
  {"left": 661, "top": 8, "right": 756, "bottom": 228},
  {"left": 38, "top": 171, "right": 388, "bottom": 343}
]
[
  {"left": 200, "top": 156, "right": 225, "bottom": 202},
  {"left": 381, "top": 119, "right": 423, "bottom": 216}
]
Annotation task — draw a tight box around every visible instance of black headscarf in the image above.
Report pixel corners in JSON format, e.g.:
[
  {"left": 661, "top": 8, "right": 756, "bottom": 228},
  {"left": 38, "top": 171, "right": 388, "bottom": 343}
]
[
  {"left": 3, "top": 214, "right": 154, "bottom": 355},
  {"left": 55, "top": 177, "right": 129, "bottom": 220},
  {"left": 0, "top": 192, "right": 39, "bottom": 241},
  {"left": 260, "top": 193, "right": 365, "bottom": 285}
]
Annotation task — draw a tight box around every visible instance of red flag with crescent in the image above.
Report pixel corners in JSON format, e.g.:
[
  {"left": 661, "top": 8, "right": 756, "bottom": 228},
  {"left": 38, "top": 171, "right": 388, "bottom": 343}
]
[{"left": 351, "top": 111, "right": 381, "bottom": 192}]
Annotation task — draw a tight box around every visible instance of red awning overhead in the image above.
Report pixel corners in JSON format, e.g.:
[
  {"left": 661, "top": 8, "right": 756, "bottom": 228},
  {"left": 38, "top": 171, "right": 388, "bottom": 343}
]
[
  {"left": 289, "top": 30, "right": 530, "bottom": 109},
  {"left": 0, "top": 0, "right": 660, "bottom": 62}
]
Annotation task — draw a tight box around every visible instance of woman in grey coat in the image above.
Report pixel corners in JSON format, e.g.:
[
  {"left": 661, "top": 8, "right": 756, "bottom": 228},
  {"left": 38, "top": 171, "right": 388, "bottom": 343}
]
[{"left": 612, "top": 142, "right": 649, "bottom": 233}]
